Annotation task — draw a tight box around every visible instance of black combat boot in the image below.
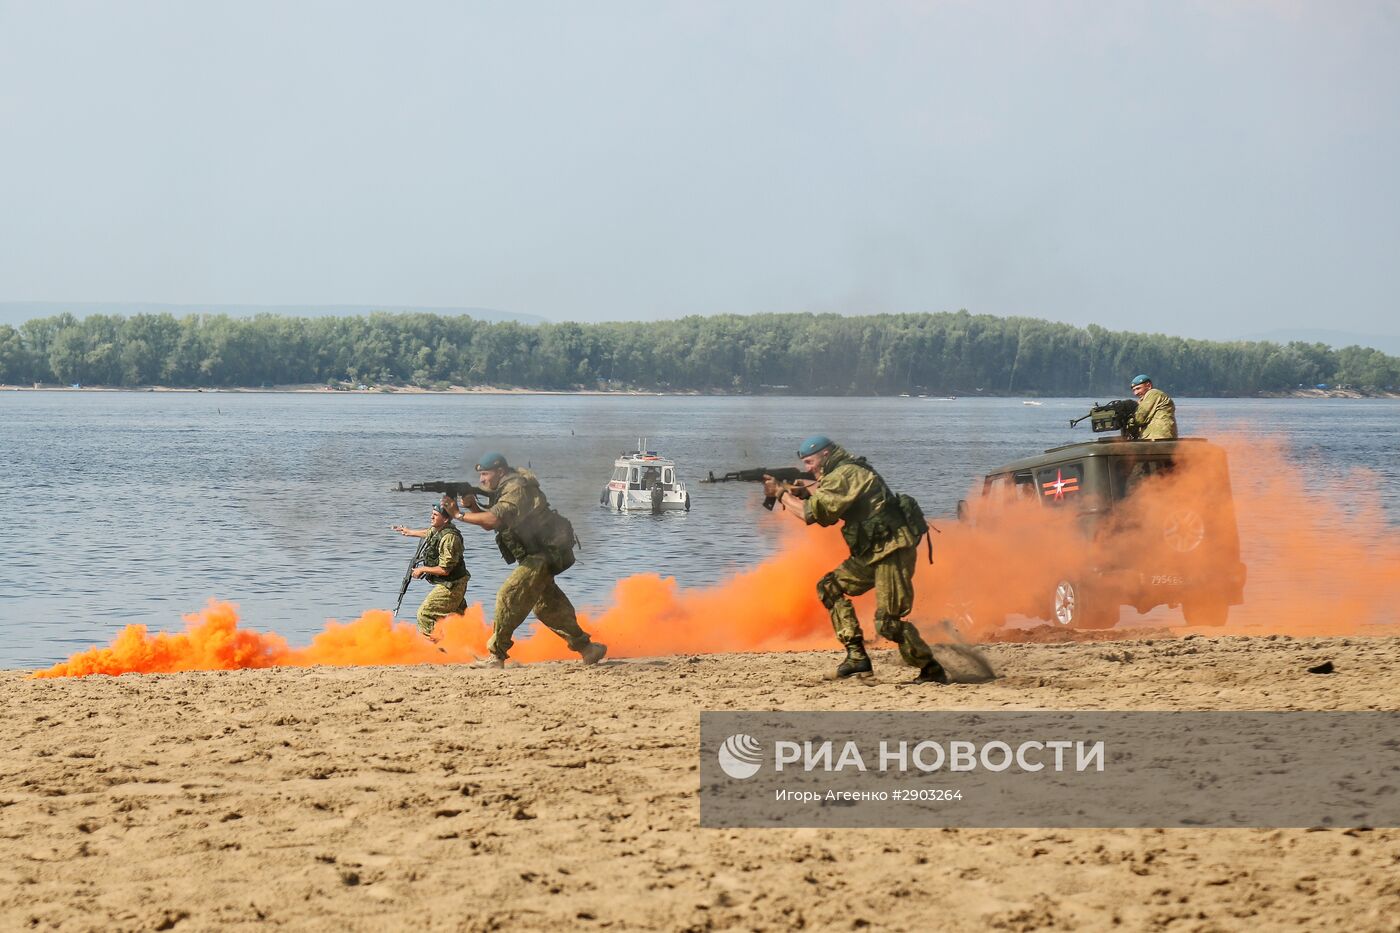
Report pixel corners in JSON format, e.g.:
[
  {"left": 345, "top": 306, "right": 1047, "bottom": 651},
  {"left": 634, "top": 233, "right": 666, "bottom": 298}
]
[
  {"left": 915, "top": 658, "right": 950, "bottom": 684},
  {"left": 835, "top": 640, "right": 873, "bottom": 678}
]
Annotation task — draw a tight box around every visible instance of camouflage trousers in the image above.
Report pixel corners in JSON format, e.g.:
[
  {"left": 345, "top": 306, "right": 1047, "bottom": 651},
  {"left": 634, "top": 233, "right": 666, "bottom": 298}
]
[
  {"left": 487, "top": 555, "right": 593, "bottom": 660},
  {"left": 817, "top": 546, "right": 933, "bottom": 669},
  {"left": 417, "top": 577, "right": 469, "bottom": 637}
]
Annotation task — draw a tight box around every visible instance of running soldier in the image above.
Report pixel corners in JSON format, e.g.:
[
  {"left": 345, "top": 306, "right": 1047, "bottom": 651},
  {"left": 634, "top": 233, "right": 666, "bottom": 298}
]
[
  {"left": 445, "top": 453, "right": 606, "bottom": 667},
  {"left": 763, "top": 436, "right": 947, "bottom": 683}
]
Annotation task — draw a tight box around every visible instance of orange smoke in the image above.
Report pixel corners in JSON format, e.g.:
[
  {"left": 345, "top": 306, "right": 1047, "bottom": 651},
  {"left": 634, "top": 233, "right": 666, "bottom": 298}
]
[
  {"left": 35, "top": 432, "right": 1400, "bottom": 678},
  {"left": 36, "top": 521, "right": 849, "bottom": 678},
  {"left": 1206, "top": 436, "right": 1400, "bottom": 635},
  {"left": 911, "top": 434, "right": 1400, "bottom": 637}
]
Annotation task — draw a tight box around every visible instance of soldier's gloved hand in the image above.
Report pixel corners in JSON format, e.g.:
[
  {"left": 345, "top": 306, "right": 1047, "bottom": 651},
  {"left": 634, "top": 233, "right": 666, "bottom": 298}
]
[
  {"left": 786, "top": 481, "right": 812, "bottom": 500},
  {"left": 761, "top": 475, "right": 782, "bottom": 499}
]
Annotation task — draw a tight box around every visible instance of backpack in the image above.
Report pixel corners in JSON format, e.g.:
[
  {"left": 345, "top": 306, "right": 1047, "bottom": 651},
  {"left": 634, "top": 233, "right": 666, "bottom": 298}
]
[
  {"left": 844, "top": 456, "right": 935, "bottom": 564},
  {"left": 894, "top": 491, "right": 935, "bottom": 564}
]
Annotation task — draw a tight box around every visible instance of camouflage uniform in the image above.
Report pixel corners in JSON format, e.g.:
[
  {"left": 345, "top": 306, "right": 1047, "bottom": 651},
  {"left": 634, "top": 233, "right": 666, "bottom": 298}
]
[
  {"left": 1131, "top": 387, "right": 1178, "bottom": 440},
  {"left": 804, "top": 446, "right": 935, "bottom": 669},
  {"left": 416, "top": 524, "right": 469, "bottom": 636},
  {"left": 485, "top": 470, "right": 596, "bottom": 660}
]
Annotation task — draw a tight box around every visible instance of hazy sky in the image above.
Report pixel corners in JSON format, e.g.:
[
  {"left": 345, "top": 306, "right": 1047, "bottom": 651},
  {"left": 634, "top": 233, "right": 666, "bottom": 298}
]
[{"left": 1, "top": 1, "right": 1396, "bottom": 338}]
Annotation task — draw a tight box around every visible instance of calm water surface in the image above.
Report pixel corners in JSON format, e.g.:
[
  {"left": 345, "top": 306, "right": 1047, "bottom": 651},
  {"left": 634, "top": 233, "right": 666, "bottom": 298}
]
[{"left": 1, "top": 392, "right": 1396, "bottom": 667}]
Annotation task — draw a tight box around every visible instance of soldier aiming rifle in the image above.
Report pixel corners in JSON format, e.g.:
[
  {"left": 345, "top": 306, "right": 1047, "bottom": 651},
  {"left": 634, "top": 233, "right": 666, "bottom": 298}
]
[
  {"left": 762, "top": 435, "right": 947, "bottom": 684},
  {"left": 1069, "top": 374, "right": 1177, "bottom": 440},
  {"left": 442, "top": 452, "right": 607, "bottom": 668}
]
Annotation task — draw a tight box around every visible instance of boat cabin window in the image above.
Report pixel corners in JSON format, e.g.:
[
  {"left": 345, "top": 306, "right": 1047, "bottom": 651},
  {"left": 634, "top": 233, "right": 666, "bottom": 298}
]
[
  {"left": 662, "top": 468, "right": 673, "bottom": 485},
  {"left": 1013, "top": 472, "right": 1038, "bottom": 502},
  {"left": 611, "top": 466, "right": 629, "bottom": 483}
]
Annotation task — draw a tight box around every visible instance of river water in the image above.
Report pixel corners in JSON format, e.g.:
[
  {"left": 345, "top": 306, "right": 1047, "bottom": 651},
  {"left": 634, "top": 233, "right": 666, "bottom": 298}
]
[{"left": 1, "top": 391, "right": 1396, "bottom": 668}]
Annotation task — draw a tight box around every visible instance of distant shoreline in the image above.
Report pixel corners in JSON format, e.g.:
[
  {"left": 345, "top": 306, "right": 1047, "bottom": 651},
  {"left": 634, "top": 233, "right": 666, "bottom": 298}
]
[
  {"left": 3, "top": 383, "right": 1396, "bottom": 399},
  {"left": 0, "top": 383, "right": 682, "bottom": 397}
]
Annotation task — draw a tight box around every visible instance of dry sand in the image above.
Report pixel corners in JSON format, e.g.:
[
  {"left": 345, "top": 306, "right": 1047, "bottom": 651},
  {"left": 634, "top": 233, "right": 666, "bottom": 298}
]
[{"left": 3, "top": 636, "right": 1398, "bottom": 932}]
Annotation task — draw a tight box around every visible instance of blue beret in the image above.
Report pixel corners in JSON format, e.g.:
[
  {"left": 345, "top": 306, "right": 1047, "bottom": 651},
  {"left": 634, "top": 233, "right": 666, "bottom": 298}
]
[
  {"left": 475, "top": 452, "right": 509, "bottom": 471},
  {"left": 798, "top": 435, "right": 834, "bottom": 458},
  {"left": 1130, "top": 374, "right": 1152, "bottom": 387},
  {"left": 432, "top": 504, "right": 453, "bottom": 519}
]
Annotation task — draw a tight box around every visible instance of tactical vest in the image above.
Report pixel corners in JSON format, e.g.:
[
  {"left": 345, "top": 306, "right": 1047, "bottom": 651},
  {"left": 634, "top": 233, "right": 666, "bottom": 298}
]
[
  {"left": 421, "top": 525, "right": 468, "bottom": 584},
  {"left": 826, "top": 452, "right": 930, "bottom": 561},
  {"left": 493, "top": 473, "right": 578, "bottom": 574}
]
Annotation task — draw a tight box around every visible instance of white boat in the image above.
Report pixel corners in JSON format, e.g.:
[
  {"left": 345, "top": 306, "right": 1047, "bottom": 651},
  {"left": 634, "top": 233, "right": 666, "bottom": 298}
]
[
  {"left": 1023, "top": 400, "right": 1043, "bottom": 406},
  {"left": 601, "top": 442, "right": 691, "bottom": 512}
]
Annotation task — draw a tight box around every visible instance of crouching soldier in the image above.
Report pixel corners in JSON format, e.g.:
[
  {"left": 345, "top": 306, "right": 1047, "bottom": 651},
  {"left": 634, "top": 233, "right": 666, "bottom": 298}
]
[
  {"left": 763, "top": 435, "right": 947, "bottom": 684},
  {"left": 446, "top": 452, "right": 607, "bottom": 667}
]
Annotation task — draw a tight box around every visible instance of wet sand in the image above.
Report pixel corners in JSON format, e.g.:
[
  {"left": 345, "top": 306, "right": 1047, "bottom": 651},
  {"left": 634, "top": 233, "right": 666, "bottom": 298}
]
[{"left": 3, "top": 636, "right": 1398, "bottom": 931}]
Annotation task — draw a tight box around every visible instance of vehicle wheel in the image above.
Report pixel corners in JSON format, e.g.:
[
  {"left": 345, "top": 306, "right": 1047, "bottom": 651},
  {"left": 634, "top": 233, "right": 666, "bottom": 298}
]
[
  {"left": 1182, "top": 598, "right": 1229, "bottom": 627},
  {"left": 1162, "top": 508, "right": 1207, "bottom": 553},
  {"left": 1051, "top": 579, "right": 1118, "bottom": 630}
]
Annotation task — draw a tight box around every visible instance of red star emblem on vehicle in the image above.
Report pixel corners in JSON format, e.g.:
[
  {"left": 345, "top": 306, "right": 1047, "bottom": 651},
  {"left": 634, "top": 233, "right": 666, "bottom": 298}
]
[{"left": 1042, "top": 469, "right": 1079, "bottom": 500}]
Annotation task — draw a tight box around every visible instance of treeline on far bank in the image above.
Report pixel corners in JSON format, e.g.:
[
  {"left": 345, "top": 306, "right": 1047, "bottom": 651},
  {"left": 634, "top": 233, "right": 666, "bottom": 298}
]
[{"left": 1, "top": 309, "right": 1397, "bottom": 396}]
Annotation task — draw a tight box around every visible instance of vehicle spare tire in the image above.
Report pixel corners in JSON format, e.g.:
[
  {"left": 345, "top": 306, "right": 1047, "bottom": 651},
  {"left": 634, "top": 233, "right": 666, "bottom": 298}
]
[{"left": 1162, "top": 507, "right": 1207, "bottom": 554}]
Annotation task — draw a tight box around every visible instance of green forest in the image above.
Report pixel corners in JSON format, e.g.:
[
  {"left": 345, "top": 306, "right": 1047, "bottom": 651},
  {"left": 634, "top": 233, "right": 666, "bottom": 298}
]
[{"left": 1, "top": 309, "right": 1396, "bottom": 395}]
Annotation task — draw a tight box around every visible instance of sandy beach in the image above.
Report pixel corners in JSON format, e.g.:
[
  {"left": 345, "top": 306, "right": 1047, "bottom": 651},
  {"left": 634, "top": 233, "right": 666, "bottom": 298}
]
[{"left": 3, "top": 635, "right": 1398, "bottom": 932}]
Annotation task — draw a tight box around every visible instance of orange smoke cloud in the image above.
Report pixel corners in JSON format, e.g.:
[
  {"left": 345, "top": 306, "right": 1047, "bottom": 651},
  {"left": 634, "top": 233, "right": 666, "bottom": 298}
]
[
  {"left": 1207, "top": 436, "right": 1400, "bottom": 635},
  {"left": 35, "top": 432, "right": 1400, "bottom": 679},
  {"left": 910, "top": 434, "right": 1400, "bottom": 637},
  {"left": 36, "top": 521, "right": 849, "bottom": 678}
]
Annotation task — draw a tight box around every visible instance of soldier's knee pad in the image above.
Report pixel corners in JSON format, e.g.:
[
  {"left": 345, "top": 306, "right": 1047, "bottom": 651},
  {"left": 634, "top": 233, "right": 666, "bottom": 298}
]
[
  {"left": 875, "top": 614, "right": 906, "bottom": 642},
  {"left": 817, "top": 573, "right": 846, "bottom": 610}
]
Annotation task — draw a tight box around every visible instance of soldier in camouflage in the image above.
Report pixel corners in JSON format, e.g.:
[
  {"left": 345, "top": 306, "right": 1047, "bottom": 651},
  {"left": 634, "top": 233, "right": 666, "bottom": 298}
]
[
  {"left": 1129, "top": 374, "right": 1178, "bottom": 440},
  {"left": 764, "top": 436, "right": 948, "bottom": 683},
  {"left": 445, "top": 452, "right": 606, "bottom": 668},
  {"left": 391, "top": 503, "right": 470, "bottom": 637}
]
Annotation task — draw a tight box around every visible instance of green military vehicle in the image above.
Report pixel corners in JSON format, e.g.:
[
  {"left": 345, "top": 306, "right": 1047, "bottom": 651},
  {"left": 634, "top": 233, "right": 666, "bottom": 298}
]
[{"left": 952, "top": 409, "right": 1247, "bottom": 632}]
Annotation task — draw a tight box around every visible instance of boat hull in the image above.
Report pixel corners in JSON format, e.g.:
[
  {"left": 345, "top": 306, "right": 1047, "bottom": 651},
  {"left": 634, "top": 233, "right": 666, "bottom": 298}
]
[{"left": 600, "top": 487, "right": 690, "bottom": 512}]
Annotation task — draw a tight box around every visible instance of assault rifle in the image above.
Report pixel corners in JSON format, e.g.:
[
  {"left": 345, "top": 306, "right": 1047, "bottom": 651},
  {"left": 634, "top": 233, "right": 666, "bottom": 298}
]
[
  {"left": 1069, "top": 399, "right": 1141, "bottom": 439},
  {"left": 393, "top": 535, "right": 429, "bottom": 619},
  {"left": 701, "top": 466, "right": 815, "bottom": 510},
  {"left": 394, "top": 480, "right": 493, "bottom": 508}
]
